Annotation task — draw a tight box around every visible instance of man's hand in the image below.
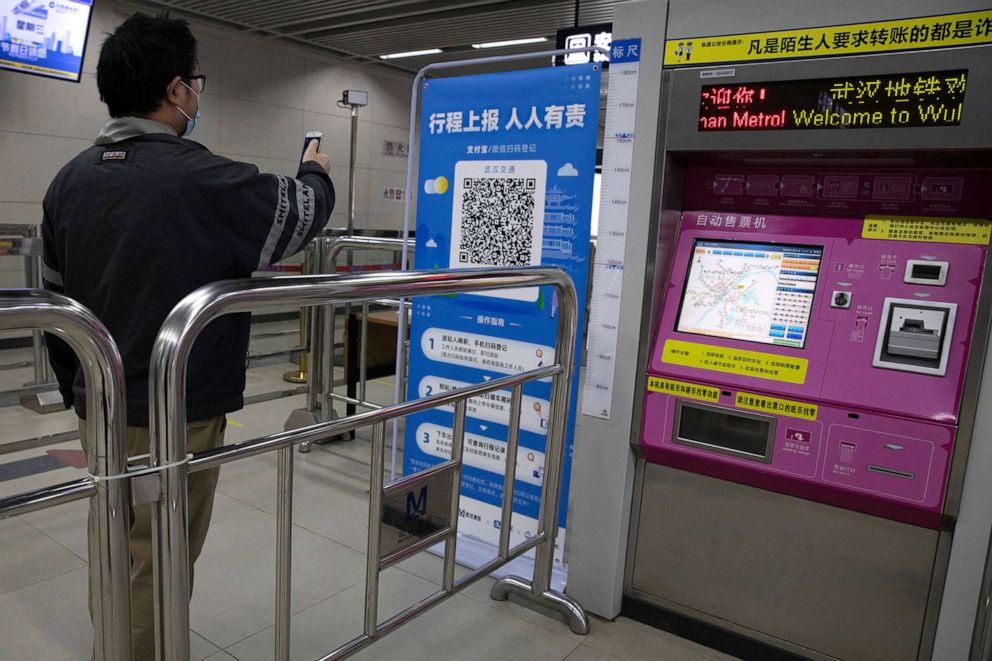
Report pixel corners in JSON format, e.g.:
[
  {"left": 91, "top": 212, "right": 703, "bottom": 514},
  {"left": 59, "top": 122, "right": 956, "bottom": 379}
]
[{"left": 303, "top": 139, "right": 331, "bottom": 174}]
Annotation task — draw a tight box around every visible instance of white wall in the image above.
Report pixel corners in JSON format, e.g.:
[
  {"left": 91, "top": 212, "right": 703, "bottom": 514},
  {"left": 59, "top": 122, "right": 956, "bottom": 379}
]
[{"left": 0, "top": 0, "right": 415, "bottom": 289}]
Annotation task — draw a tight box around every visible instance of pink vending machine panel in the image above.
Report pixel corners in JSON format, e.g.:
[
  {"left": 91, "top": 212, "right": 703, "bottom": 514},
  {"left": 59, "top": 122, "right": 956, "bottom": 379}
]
[{"left": 640, "top": 209, "right": 987, "bottom": 528}]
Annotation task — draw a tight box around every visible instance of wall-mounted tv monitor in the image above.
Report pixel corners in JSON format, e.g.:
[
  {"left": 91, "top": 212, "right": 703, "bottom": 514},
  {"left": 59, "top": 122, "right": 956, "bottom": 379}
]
[
  {"left": 1, "top": 0, "right": 94, "bottom": 82},
  {"left": 676, "top": 239, "right": 823, "bottom": 349}
]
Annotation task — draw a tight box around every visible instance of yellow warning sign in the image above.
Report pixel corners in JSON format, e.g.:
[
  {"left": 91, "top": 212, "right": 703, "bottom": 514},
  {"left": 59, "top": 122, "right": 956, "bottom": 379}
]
[
  {"left": 735, "top": 391, "right": 818, "bottom": 421},
  {"left": 664, "top": 10, "right": 992, "bottom": 66},
  {"left": 862, "top": 215, "right": 992, "bottom": 245},
  {"left": 647, "top": 376, "right": 720, "bottom": 403},
  {"left": 661, "top": 340, "right": 808, "bottom": 385}
]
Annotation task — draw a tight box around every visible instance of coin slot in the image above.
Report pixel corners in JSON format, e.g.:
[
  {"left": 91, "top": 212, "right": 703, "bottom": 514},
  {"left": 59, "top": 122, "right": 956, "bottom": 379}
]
[{"left": 867, "top": 465, "right": 915, "bottom": 480}]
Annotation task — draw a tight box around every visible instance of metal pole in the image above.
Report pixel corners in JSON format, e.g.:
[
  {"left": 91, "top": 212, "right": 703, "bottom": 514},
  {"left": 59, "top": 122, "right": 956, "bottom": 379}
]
[
  {"left": 24, "top": 226, "right": 46, "bottom": 386},
  {"left": 323, "top": 291, "right": 336, "bottom": 422},
  {"left": 307, "top": 240, "right": 325, "bottom": 414},
  {"left": 319, "top": 237, "right": 335, "bottom": 424},
  {"left": 531, "top": 284, "right": 577, "bottom": 593},
  {"left": 348, "top": 107, "right": 358, "bottom": 236},
  {"left": 359, "top": 302, "right": 369, "bottom": 403},
  {"left": 345, "top": 107, "right": 358, "bottom": 410},
  {"left": 0, "top": 290, "right": 131, "bottom": 659},
  {"left": 275, "top": 444, "right": 294, "bottom": 661},
  {"left": 284, "top": 245, "right": 313, "bottom": 385},
  {"left": 499, "top": 385, "right": 523, "bottom": 559},
  {"left": 364, "top": 421, "right": 386, "bottom": 637},
  {"left": 443, "top": 400, "right": 467, "bottom": 592},
  {"left": 35, "top": 252, "right": 55, "bottom": 385}
]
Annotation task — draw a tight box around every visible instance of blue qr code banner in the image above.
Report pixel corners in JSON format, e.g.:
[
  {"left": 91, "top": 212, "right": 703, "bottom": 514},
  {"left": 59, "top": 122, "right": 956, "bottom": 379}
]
[{"left": 405, "top": 63, "right": 600, "bottom": 562}]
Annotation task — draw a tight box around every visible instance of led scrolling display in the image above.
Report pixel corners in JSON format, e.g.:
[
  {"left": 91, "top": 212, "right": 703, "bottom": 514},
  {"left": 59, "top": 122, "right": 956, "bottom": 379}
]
[{"left": 698, "top": 69, "right": 967, "bottom": 131}]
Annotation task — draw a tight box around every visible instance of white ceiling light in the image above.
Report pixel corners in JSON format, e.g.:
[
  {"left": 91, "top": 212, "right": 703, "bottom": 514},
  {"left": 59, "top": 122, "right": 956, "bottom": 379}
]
[
  {"left": 379, "top": 48, "right": 443, "bottom": 59},
  {"left": 472, "top": 37, "right": 548, "bottom": 49}
]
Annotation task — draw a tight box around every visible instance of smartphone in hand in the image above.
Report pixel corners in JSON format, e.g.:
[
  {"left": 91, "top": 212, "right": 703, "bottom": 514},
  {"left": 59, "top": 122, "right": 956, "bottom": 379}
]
[{"left": 300, "top": 130, "right": 323, "bottom": 165}]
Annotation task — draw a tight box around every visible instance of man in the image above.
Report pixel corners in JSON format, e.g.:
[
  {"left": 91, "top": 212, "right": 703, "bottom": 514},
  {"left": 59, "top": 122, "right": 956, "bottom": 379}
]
[{"left": 41, "top": 12, "right": 334, "bottom": 658}]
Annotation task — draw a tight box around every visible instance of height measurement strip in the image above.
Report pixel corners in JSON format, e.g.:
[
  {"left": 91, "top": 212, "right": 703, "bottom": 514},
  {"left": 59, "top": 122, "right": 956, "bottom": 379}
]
[{"left": 581, "top": 39, "right": 641, "bottom": 419}]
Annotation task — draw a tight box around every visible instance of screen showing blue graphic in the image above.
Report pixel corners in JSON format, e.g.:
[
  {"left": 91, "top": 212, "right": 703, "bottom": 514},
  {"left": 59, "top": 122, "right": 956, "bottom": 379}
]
[
  {"left": 405, "top": 63, "right": 600, "bottom": 564},
  {"left": 1, "top": 0, "right": 93, "bottom": 82}
]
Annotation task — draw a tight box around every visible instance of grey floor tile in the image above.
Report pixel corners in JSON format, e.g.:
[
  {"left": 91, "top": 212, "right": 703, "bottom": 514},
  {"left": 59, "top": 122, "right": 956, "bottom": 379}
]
[
  {"left": 0, "top": 395, "right": 78, "bottom": 442},
  {"left": 203, "top": 652, "right": 240, "bottom": 661},
  {"left": 393, "top": 546, "right": 448, "bottom": 584},
  {"left": 190, "top": 509, "right": 367, "bottom": 649},
  {"left": 225, "top": 567, "right": 439, "bottom": 661},
  {"left": 214, "top": 449, "right": 333, "bottom": 508},
  {"left": 0, "top": 516, "right": 85, "bottom": 595},
  {"left": 349, "top": 591, "right": 580, "bottom": 661},
  {"left": 223, "top": 393, "right": 307, "bottom": 443},
  {"left": 243, "top": 362, "right": 308, "bottom": 400},
  {"left": 0, "top": 567, "right": 91, "bottom": 660},
  {"left": 584, "top": 616, "right": 736, "bottom": 661},
  {"left": 192, "top": 630, "right": 224, "bottom": 661},
  {"left": 20, "top": 496, "right": 89, "bottom": 560},
  {"left": 394, "top": 542, "right": 586, "bottom": 643},
  {"left": 564, "top": 645, "right": 623, "bottom": 661},
  {"left": 211, "top": 489, "right": 262, "bottom": 524},
  {"left": 261, "top": 479, "right": 371, "bottom": 553}
]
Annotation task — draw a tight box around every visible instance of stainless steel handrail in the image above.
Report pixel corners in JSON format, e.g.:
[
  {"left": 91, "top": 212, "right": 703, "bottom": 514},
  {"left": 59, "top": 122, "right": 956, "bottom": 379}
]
[
  {"left": 324, "top": 236, "right": 410, "bottom": 415},
  {"left": 148, "top": 266, "right": 584, "bottom": 660},
  {"left": 0, "top": 289, "right": 131, "bottom": 659},
  {"left": 0, "top": 225, "right": 58, "bottom": 395}
]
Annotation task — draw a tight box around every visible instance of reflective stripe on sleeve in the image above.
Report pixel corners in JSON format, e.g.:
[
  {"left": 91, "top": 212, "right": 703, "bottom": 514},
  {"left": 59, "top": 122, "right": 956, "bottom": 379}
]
[
  {"left": 279, "top": 179, "right": 316, "bottom": 262},
  {"left": 42, "top": 262, "right": 63, "bottom": 287},
  {"left": 256, "top": 175, "right": 291, "bottom": 270}
]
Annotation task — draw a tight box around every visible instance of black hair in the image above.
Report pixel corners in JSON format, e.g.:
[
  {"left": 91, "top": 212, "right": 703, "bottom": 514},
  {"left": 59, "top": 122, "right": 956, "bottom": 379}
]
[{"left": 96, "top": 12, "right": 198, "bottom": 118}]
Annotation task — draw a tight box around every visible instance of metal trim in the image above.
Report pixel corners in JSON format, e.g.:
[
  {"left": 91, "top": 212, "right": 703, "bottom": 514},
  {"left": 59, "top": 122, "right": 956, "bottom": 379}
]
[
  {"left": 672, "top": 399, "right": 776, "bottom": 464},
  {"left": 871, "top": 297, "right": 957, "bottom": 377}
]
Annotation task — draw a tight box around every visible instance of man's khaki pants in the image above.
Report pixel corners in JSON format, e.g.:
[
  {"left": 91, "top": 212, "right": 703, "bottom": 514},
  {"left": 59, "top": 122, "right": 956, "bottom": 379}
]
[{"left": 80, "top": 415, "right": 225, "bottom": 660}]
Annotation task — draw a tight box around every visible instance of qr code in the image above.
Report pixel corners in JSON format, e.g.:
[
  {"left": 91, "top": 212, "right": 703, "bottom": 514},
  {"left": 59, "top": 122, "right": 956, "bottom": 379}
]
[
  {"left": 450, "top": 160, "right": 546, "bottom": 301},
  {"left": 457, "top": 177, "right": 538, "bottom": 266}
]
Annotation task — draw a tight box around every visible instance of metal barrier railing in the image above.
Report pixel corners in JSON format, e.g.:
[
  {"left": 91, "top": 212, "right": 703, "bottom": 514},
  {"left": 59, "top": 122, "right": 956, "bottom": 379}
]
[
  {"left": 297, "top": 235, "right": 413, "bottom": 452},
  {"left": 148, "top": 266, "right": 586, "bottom": 660},
  {"left": 0, "top": 224, "right": 60, "bottom": 413},
  {"left": 0, "top": 289, "right": 132, "bottom": 659},
  {"left": 322, "top": 235, "right": 411, "bottom": 416}
]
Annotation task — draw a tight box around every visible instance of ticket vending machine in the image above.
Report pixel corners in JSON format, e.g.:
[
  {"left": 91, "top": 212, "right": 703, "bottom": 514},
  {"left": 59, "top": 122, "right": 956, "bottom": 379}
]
[{"left": 623, "top": 40, "right": 992, "bottom": 661}]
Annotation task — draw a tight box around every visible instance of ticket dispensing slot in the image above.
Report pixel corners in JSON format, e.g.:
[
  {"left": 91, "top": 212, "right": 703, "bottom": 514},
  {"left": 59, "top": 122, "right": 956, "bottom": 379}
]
[
  {"left": 673, "top": 400, "right": 775, "bottom": 463},
  {"left": 873, "top": 298, "right": 957, "bottom": 376}
]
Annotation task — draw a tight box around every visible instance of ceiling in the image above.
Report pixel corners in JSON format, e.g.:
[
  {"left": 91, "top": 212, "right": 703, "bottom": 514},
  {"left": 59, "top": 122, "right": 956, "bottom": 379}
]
[{"left": 128, "top": 0, "right": 619, "bottom": 73}]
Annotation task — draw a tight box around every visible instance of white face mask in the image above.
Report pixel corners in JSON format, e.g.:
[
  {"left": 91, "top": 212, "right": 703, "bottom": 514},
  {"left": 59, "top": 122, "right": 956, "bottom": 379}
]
[{"left": 174, "top": 80, "right": 201, "bottom": 137}]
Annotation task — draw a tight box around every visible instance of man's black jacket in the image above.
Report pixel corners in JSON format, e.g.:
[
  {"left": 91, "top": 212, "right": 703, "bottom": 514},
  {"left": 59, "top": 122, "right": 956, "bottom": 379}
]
[{"left": 42, "top": 130, "right": 334, "bottom": 426}]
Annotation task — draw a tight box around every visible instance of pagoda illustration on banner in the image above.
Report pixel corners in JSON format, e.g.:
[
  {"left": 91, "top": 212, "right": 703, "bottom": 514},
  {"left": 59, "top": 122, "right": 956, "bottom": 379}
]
[{"left": 543, "top": 185, "right": 583, "bottom": 260}]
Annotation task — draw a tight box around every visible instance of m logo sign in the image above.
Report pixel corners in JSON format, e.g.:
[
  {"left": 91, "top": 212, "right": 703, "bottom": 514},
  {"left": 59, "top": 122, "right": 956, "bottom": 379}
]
[{"left": 406, "top": 486, "right": 428, "bottom": 522}]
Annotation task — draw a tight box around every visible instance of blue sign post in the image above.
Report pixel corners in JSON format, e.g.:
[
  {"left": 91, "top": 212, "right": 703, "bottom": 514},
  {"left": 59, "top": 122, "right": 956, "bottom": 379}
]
[{"left": 404, "top": 63, "right": 601, "bottom": 578}]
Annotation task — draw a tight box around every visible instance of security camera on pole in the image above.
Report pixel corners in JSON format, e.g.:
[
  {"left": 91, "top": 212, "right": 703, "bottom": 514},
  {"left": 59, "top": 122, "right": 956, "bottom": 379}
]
[{"left": 286, "top": 89, "right": 369, "bottom": 442}]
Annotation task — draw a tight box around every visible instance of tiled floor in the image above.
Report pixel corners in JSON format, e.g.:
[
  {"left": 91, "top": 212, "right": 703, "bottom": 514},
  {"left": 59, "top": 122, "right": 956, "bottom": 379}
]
[{"left": 0, "top": 341, "right": 736, "bottom": 660}]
